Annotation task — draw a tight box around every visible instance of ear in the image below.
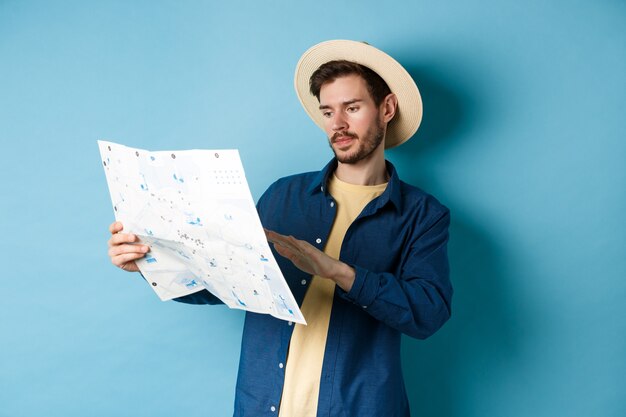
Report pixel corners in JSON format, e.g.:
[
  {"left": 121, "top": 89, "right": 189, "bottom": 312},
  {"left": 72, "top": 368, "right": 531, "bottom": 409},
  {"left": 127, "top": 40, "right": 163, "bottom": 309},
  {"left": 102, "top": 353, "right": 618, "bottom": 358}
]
[{"left": 380, "top": 93, "right": 398, "bottom": 124}]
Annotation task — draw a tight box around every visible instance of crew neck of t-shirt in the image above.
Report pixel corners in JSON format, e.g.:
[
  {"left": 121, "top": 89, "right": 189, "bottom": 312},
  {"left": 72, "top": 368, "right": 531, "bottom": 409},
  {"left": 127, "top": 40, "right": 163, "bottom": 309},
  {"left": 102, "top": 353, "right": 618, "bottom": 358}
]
[{"left": 331, "top": 174, "right": 388, "bottom": 193}]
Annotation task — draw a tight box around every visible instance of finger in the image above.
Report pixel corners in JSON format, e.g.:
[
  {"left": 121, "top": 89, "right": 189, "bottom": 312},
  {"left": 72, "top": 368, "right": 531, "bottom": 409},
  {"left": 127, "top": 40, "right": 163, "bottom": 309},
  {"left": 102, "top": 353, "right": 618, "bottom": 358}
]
[
  {"left": 287, "top": 236, "right": 308, "bottom": 248},
  {"left": 111, "top": 252, "right": 144, "bottom": 268},
  {"left": 270, "top": 234, "right": 301, "bottom": 253},
  {"left": 264, "top": 229, "right": 285, "bottom": 244},
  {"left": 272, "top": 244, "right": 305, "bottom": 267},
  {"left": 108, "top": 243, "right": 149, "bottom": 258},
  {"left": 284, "top": 235, "right": 315, "bottom": 255},
  {"left": 265, "top": 230, "right": 314, "bottom": 259},
  {"left": 109, "top": 221, "right": 124, "bottom": 234},
  {"left": 272, "top": 241, "right": 294, "bottom": 258},
  {"left": 265, "top": 229, "right": 296, "bottom": 242},
  {"left": 108, "top": 232, "right": 140, "bottom": 247},
  {"left": 265, "top": 230, "right": 287, "bottom": 246},
  {"left": 266, "top": 230, "right": 297, "bottom": 247}
]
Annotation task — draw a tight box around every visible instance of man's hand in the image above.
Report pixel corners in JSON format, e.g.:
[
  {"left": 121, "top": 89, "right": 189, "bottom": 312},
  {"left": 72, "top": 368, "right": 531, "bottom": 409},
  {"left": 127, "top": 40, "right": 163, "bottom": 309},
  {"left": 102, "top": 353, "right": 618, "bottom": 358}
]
[
  {"left": 107, "top": 221, "right": 149, "bottom": 272},
  {"left": 265, "top": 229, "right": 355, "bottom": 292}
]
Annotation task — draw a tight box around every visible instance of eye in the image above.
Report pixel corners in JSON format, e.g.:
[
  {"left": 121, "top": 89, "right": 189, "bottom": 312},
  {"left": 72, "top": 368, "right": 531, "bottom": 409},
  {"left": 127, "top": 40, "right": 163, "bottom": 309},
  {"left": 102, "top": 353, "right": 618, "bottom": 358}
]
[
  {"left": 347, "top": 106, "right": 359, "bottom": 113},
  {"left": 322, "top": 111, "right": 333, "bottom": 118}
]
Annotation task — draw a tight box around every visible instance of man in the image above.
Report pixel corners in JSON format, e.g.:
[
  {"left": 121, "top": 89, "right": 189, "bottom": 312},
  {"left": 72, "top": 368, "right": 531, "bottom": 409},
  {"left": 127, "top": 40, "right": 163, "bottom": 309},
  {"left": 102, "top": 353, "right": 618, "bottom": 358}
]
[{"left": 108, "top": 40, "right": 452, "bottom": 417}]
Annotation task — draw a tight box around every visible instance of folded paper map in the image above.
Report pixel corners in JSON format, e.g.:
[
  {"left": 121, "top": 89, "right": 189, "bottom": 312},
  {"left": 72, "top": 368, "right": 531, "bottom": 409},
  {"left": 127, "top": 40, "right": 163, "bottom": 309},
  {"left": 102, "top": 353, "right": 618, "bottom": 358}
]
[{"left": 98, "top": 140, "right": 305, "bottom": 324}]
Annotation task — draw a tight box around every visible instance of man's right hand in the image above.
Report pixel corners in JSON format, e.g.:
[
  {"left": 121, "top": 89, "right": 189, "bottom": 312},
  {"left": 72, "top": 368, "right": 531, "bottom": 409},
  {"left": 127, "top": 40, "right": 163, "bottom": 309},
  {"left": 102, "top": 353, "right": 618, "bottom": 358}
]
[{"left": 107, "top": 221, "right": 149, "bottom": 272}]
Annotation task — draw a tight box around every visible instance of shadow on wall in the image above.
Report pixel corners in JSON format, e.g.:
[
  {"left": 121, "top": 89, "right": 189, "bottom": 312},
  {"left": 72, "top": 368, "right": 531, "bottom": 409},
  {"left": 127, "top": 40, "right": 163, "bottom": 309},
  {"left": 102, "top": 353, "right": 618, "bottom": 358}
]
[{"left": 396, "top": 63, "right": 523, "bottom": 417}]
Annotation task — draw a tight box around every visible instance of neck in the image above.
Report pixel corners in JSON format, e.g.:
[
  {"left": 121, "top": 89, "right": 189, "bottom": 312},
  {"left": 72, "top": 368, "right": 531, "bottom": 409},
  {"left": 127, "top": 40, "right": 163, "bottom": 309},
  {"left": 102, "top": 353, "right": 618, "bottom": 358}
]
[{"left": 334, "top": 147, "right": 388, "bottom": 186}]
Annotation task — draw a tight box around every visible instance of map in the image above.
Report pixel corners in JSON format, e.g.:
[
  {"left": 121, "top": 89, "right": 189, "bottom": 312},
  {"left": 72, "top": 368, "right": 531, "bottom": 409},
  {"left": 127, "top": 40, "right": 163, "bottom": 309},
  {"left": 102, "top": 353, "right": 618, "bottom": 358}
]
[{"left": 98, "top": 140, "right": 305, "bottom": 324}]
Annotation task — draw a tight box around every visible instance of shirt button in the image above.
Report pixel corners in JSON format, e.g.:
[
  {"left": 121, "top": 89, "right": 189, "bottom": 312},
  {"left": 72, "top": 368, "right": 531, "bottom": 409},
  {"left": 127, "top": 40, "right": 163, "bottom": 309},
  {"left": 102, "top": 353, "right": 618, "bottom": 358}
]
[
  {"left": 315, "top": 238, "right": 322, "bottom": 244},
  {"left": 270, "top": 405, "right": 276, "bottom": 412},
  {"left": 279, "top": 362, "right": 284, "bottom": 368},
  {"left": 330, "top": 201, "right": 335, "bottom": 207},
  {"left": 362, "top": 305, "right": 368, "bottom": 309},
  {"left": 301, "top": 279, "right": 307, "bottom": 285},
  {"left": 288, "top": 321, "right": 293, "bottom": 326}
]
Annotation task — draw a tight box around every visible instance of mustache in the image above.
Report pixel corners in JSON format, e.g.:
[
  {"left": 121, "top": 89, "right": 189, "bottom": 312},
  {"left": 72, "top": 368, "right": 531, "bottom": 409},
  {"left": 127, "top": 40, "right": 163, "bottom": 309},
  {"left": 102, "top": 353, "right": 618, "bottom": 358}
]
[{"left": 331, "top": 131, "right": 359, "bottom": 142}]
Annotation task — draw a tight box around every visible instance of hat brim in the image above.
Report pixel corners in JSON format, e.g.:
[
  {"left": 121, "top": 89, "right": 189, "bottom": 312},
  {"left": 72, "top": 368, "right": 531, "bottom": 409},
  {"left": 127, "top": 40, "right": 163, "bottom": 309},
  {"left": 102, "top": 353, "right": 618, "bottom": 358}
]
[{"left": 294, "top": 40, "right": 422, "bottom": 149}]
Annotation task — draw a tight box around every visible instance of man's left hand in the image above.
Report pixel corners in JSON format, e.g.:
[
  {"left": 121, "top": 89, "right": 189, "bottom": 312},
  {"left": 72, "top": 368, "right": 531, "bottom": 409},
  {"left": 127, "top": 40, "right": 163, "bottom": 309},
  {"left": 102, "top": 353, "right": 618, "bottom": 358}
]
[{"left": 265, "top": 229, "right": 355, "bottom": 292}]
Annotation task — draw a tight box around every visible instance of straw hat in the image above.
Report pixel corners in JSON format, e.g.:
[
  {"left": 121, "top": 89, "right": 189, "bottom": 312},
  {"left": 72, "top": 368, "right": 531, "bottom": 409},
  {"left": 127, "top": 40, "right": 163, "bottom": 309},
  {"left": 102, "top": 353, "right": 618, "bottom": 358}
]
[{"left": 294, "top": 40, "right": 422, "bottom": 149}]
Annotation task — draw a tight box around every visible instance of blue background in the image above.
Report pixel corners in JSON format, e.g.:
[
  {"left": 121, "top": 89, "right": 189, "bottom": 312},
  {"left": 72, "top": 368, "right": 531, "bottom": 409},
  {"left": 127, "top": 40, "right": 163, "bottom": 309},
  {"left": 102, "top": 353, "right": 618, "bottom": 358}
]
[{"left": 1, "top": 1, "right": 624, "bottom": 416}]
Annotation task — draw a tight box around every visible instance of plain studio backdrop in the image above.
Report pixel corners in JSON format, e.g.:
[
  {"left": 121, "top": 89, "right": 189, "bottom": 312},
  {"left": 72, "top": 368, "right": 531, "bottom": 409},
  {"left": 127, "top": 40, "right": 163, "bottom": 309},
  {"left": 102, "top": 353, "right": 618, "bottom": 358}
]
[{"left": 0, "top": 1, "right": 624, "bottom": 416}]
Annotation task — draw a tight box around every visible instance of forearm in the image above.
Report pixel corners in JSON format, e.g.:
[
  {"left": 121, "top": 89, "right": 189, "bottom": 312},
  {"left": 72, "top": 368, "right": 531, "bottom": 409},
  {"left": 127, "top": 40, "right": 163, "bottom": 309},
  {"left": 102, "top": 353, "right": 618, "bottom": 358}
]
[
  {"left": 340, "top": 266, "right": 452, "bottom": 339},
  {"left": 340, "top": 212, "right": 453, "bottom": 339},
  {"left": 327, "top": 260, "right": 356, "bottom": 292}
]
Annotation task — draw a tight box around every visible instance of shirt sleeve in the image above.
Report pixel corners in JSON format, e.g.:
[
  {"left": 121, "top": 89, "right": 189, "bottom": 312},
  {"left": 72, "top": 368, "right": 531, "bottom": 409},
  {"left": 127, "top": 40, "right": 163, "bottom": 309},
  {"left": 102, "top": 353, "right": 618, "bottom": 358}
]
[
  {"left": 339, "top": 210, "right": 452, "bottom": 339},
  {"left": 173, "top": 289, "right": 224, "bottom": 305},
  {"left": 135, "top": 272, "right": 224, "bottom": 305}
]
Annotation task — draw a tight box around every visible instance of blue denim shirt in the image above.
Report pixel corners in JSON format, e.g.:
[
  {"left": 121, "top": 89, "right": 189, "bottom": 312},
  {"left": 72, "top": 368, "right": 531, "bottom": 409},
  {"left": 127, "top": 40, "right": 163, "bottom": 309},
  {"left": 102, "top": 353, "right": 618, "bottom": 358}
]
[{"left": 176, "top": 159, "right": 452, "bottom": 417}]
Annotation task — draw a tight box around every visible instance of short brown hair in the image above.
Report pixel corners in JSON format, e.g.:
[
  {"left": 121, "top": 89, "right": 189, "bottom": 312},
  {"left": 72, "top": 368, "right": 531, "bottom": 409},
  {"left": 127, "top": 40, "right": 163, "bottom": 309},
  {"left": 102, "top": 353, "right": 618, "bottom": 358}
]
[{"left": 309, "top": 60, "right": 392, "bottom": 106}]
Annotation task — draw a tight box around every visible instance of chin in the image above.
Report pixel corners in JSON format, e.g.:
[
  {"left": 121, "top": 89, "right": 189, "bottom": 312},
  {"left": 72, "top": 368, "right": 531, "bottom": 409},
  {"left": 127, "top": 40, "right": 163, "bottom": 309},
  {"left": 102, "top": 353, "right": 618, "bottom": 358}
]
[{"left": 335, "top": 153, "right": 364, "bottom": 165}]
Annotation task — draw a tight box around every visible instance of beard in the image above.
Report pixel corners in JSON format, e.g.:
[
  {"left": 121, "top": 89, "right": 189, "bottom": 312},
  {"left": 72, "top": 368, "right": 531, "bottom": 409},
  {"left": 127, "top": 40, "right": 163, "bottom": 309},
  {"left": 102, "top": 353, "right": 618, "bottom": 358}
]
[{"left": 329, "top": 120, "right": 385, "bottom": 164}]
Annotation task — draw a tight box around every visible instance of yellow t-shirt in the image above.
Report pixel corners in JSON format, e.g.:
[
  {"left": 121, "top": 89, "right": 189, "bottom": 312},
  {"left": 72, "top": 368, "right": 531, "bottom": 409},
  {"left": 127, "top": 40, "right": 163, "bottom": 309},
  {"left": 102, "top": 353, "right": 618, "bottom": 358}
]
[{"left": 278, "top": 175, "right": 387, "bottom": 417}]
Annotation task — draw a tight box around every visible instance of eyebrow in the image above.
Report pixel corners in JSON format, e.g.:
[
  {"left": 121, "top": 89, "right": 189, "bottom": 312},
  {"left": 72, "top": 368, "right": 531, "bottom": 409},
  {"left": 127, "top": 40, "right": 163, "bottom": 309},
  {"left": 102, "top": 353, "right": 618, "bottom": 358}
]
[{"left": 319, "top": 99, "right": 363, "bottom": 110}]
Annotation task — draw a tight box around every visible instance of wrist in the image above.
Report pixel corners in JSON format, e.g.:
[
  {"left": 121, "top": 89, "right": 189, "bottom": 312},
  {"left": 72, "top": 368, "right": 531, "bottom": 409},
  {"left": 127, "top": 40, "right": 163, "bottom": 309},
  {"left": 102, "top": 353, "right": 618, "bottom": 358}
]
[{"left": 332, "top": 261, "right": 356, "bottom": 292}]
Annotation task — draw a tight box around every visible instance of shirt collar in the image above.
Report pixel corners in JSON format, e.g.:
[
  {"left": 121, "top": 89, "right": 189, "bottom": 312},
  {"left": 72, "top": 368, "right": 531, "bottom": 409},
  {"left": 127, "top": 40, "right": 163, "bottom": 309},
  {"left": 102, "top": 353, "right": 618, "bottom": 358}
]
[{"left": 307, "top": 158, "right": 403, "bottom": 211}]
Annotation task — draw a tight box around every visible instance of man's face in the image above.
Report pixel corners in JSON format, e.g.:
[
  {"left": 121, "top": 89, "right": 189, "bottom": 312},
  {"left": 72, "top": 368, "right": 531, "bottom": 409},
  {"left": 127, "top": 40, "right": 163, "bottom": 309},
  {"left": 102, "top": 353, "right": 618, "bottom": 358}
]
[{"left": 318, "top": 74, "right": 386, "bottom": 164}]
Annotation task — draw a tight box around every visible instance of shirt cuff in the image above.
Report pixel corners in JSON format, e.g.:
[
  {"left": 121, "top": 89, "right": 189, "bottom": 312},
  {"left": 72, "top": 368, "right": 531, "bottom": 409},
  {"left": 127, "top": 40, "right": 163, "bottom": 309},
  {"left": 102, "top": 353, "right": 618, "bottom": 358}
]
[{"left": 344, "top": 265, "right": 378, "bottom": 308}]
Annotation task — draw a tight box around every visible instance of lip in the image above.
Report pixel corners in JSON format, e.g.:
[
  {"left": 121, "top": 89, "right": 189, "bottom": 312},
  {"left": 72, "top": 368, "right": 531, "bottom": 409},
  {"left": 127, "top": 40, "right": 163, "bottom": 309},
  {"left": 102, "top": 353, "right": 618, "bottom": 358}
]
[{"left": 333, "top": 136, "right": 355, "bottom": 148}]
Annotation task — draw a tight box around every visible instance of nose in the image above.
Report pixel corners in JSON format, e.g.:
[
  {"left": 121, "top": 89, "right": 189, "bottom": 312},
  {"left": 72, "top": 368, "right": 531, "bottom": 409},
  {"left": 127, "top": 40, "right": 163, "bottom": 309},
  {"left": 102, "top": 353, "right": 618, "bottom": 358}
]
[{"left": 331, "top": 112, "right": 348, "bottom": 132}]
